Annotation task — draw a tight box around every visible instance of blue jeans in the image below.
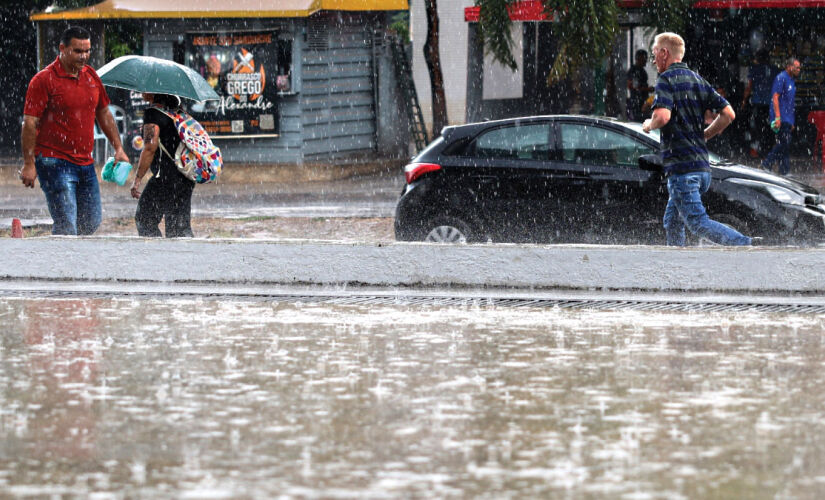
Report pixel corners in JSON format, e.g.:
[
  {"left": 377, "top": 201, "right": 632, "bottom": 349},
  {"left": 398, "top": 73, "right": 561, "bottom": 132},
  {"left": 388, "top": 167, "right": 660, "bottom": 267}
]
[
  {"left": 663, "top": 171, "right": 751, "bottom": 246},
  {"left": 763, "top": 122, "right": 792, "bottom": 175},
  {"left": 35, "top": 156, "right": 102, "bottom": 235}
]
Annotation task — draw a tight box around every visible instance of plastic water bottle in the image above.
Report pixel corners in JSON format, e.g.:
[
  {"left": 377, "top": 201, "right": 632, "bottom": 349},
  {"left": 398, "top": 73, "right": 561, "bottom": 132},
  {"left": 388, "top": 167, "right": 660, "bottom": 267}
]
[{"left": 770, "top": 118, "right": 781, "bottom": 133}]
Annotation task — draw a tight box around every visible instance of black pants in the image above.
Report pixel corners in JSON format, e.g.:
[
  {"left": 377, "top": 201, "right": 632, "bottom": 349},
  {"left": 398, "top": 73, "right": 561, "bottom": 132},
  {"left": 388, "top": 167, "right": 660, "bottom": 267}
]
[
  {"left": 135, "top": 171, "right": 195, "bottom": 237},
  {"left": 750, "top": 104, "right": 772, "bottom": 156}
]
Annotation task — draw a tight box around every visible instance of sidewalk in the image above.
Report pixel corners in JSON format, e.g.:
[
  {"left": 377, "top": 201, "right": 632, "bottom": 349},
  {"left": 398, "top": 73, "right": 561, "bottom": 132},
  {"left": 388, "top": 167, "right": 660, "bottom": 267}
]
[{"left": 1, "top": 236, "right": 823, "bottom": 294}]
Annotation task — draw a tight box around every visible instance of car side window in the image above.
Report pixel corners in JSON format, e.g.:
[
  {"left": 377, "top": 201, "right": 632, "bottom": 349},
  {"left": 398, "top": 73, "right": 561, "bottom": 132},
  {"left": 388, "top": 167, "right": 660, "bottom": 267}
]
[
  {"left": 559, "top": 123, "right": 653, "bottom": 167},
  {"left": 472, "top": 123, "right": 552, "bottom": 161}
]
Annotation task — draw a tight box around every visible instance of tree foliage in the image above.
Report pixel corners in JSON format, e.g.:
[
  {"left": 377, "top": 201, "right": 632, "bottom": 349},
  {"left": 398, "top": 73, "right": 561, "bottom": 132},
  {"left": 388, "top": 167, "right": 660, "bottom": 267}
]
[
  {"left": 0, "top": 1, "right": 52, "bottom": 150},
  {"left": 640, "top": 0, "right": 695, "bottom": 34},
  {"left": 0, "top": 0, "right": 142, "bottom": 151},
  {"left": 477, "top": 0, "right": 519, "bottom": 70},
  {"left": 543, "top": 0, "right": 619, "bottom": 82},
  {"left": 475, "top": 0, "right": 693, "bottom": 83}
]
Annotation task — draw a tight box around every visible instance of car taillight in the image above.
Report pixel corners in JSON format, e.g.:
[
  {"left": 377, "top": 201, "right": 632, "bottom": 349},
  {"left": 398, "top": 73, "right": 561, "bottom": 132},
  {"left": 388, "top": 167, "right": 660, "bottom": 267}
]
[{"left": 404, "top": 163, "right": 441, "bottom": 184}]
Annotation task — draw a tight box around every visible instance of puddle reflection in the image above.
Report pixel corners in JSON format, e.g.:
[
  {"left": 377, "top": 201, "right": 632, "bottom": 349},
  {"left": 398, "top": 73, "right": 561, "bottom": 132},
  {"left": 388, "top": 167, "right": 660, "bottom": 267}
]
[{"left": 1, "top": 298, "right": 824, "bottom": 498}]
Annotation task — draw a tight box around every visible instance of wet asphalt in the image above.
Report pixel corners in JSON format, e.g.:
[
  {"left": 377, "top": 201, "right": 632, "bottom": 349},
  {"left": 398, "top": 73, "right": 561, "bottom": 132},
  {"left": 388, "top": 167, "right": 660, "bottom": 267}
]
[
  {"left": 3, "top": 294, "right": 825, "bottom": 498},
  {"left": 0, "top": 163, "right": 405, "bottom": 227}
]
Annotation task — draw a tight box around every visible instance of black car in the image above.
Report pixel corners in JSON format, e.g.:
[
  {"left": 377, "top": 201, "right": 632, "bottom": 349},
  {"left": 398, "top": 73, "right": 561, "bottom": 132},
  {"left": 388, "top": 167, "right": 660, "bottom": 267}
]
[{"left": 394, "top": 115, "right": 825, "bottom": 245}]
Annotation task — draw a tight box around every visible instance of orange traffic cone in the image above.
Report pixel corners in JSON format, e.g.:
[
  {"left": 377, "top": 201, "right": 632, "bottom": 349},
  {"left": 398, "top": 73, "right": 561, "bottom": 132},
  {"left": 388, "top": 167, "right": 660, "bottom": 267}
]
[{"left": 11, "top": 218, "right": 23, "bottom": 238}]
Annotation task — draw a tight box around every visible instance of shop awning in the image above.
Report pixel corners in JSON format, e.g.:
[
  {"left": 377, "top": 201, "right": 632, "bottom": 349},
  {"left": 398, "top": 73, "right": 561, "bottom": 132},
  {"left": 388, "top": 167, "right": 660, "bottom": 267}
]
[
  {"left": 31, "top": 0, "right": 408, "bottom": 21},
  {"left": 464, "top": 0, "right": 825, "bottom": 22}
]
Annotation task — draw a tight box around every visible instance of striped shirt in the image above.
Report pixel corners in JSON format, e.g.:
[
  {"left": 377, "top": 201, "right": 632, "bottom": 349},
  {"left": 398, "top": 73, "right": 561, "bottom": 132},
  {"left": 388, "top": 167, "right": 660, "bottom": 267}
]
[{"left": 652, "top": 62, "right": 729, "bottom": 176}]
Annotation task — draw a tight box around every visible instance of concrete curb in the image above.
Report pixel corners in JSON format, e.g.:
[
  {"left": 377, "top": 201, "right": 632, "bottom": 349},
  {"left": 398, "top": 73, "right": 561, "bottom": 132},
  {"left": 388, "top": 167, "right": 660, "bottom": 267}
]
[{"left": 2, "top": 237, "right": 824, "bottom": 293}]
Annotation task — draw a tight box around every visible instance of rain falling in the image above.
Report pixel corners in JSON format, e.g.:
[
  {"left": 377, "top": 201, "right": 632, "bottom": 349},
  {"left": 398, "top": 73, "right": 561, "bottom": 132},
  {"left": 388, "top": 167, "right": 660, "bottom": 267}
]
[{"left": 2, "top": 1, "right": 825, "bottom": 497}]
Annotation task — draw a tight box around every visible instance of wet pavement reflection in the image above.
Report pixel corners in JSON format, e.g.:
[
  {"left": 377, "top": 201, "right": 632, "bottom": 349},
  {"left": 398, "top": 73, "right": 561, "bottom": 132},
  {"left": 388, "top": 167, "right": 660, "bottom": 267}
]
[{"left": 2, "top": 297, "right": 825, "bottom": 498}]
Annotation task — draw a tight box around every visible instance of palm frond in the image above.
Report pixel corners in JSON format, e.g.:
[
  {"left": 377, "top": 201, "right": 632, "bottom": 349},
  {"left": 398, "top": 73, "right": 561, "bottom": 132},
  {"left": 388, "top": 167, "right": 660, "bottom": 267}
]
[{"left": 476, "top": 0, "right": 519, "bottom": 71}]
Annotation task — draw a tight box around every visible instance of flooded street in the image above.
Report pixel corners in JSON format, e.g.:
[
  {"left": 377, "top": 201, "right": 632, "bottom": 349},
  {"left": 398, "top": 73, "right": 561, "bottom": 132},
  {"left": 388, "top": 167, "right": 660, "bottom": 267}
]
[
  {"left": 2, "top": 296, "right": 825, "bottom": 498},
  {"left": 0, "top": 169, "right": 403, "bottom": 227}
]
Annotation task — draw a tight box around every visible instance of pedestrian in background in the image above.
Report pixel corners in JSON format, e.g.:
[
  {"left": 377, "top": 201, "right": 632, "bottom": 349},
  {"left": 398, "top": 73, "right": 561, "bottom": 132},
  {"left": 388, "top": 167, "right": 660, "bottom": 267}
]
[
  {"left": 20, "top": 25, "right": 129, "bottom": 235},
  {"left": 130, "top": 93, "right": 195, "bottom": 237},
  {"left": 741, "top": 48, "right": 778, "bottom": 159},
  {"left": 643, "top": 32, "right": 755, "bottom": 247},
  {"left": 626, "top": 49, "right": 653, "bottom": 122},
  {"left": 762, "top": 57, "right": 801, "bottom": 176}
]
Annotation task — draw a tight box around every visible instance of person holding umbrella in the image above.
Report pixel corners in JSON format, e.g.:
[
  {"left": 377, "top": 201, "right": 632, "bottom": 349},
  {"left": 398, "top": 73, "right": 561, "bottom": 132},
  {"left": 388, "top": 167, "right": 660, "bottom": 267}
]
[
  {"left": 96, "top": 54, "right": 221, "bottom": 237},
  {"left": 130, "top": 93, "right": 195, "bottom": 237}
]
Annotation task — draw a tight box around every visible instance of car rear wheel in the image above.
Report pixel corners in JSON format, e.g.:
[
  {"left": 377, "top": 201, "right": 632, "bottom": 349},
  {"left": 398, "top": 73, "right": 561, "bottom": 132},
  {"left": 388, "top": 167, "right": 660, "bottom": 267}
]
[{"left": 424, "top": 216, "right": 472, "bottom": 244}]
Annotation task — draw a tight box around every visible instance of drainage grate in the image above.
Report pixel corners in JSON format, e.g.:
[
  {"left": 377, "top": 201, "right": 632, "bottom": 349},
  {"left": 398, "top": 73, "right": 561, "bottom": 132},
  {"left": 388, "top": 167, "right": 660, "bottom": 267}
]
[{"left": 2, "top": 289, "right": 825, "bottom": 314}]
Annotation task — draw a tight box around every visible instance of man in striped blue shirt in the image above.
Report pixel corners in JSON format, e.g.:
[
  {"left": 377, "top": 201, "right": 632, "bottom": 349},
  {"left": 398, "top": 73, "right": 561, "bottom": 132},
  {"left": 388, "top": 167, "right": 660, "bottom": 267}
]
[{"left": 642, "top": 32, "right": 754, "bottom": 246}]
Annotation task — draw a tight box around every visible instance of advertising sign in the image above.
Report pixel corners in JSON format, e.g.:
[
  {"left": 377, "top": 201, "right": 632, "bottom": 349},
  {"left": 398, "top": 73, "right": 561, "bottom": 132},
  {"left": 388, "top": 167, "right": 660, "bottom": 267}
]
[{"left": 186, "top": 32, "right": 288, "bottom": 138}]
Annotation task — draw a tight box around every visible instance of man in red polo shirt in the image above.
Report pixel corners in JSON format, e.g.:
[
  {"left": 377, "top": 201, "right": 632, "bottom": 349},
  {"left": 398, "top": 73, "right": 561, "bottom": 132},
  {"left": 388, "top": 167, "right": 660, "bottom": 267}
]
[{"left": 21, "top": 26, "right": 129, "bottom": 235}]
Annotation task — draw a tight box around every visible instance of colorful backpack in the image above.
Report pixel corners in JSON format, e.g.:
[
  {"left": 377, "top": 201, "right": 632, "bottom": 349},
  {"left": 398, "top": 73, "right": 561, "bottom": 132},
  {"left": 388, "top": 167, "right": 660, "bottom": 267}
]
[{"left": 153, "top": 106, "right": 223, "bottom": 184}]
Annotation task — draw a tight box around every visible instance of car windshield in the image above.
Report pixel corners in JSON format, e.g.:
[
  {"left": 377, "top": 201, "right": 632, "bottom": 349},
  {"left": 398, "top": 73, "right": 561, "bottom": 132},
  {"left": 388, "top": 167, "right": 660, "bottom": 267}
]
[{"left": 615, "top": 120, "right": 727, "bottom": 164}]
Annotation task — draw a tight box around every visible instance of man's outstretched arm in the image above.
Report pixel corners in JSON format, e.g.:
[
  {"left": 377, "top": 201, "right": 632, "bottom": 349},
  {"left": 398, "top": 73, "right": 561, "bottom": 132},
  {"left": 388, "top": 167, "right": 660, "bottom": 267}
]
[{"left": 705, "top": 105, "right": 735, "bottom": 140}]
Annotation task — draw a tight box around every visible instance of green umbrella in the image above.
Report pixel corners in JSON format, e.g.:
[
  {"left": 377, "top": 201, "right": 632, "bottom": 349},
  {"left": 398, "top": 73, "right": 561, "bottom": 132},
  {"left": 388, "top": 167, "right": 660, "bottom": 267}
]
[{"left": 98, "top": 55, "right": 220, "bottom": 102}]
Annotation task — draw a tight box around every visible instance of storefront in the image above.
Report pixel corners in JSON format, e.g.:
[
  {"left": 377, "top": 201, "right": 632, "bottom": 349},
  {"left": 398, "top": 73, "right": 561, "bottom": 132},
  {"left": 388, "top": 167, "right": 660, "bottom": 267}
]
[
  {"left": 461, "top": 0, "right": 825, "bottom": 158},
  {"left": 31, "top": 0, "right": 409, "bottom": 163},
  {"left": 461, "top": 0, "right": 644, "bottom": 122},
  {"left": 688, "top": 1, "right": 825, "bottom": 156}
]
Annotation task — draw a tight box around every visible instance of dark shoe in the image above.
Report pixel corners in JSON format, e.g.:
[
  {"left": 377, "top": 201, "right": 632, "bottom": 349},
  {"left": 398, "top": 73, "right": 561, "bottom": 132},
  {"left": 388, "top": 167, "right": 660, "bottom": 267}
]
[{"left": 750, "top": 237, "right": 765, "bottom": 246}]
